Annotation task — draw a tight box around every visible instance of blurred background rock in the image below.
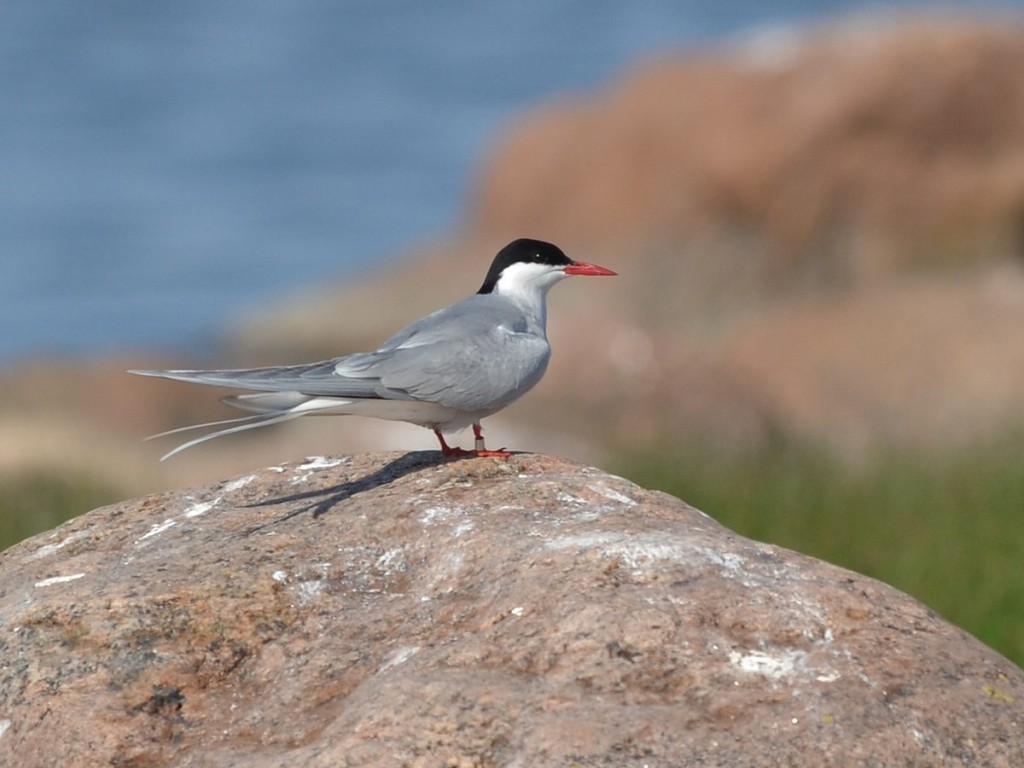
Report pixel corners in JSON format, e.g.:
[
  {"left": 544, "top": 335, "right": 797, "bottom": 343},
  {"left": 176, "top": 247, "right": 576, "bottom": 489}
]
[{"left": 2, "top": 4, "right": 1023, "bottom": 665}]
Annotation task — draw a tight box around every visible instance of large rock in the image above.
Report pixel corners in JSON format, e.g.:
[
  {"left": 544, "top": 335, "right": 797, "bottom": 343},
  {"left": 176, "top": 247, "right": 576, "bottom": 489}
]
[{"left": 1, "top": 453, "right": 1021, "bottom": 766}]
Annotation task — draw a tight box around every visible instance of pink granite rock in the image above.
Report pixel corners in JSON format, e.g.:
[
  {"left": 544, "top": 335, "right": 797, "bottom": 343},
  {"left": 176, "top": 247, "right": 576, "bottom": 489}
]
[{"left": 0, "top": 453, "right": 1020, "bottom": 766}]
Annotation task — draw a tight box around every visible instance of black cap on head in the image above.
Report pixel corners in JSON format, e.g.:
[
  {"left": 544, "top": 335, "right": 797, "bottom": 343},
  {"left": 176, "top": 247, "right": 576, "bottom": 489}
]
[{"left": 477, "top": 238, "right": 571, "bottom": 294}]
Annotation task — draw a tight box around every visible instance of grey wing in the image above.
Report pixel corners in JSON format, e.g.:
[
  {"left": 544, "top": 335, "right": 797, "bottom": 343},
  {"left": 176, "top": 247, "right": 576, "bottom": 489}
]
[
  {"left": 370, "top": 294, "right": 520, "bottom": 352},
  {"left": 130, "top": 295, "right": 550, "bottom": 408},
  {"left": 347, "top": 295, "right": 553, "bottom": 411},
  {"left": 129, "top": 296, "right": 499, "bottom": 395},
  {"left": 374, "top": 325, "right": 551, "bottom": 412},
  {"left": 129, "top": 357, "right": 409, "bottom": 399}
]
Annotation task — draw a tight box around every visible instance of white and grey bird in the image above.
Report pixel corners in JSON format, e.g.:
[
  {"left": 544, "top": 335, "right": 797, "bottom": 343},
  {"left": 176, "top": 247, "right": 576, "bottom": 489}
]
[{"left": 131, "top": 238, "right": 616, "bottom": 459}]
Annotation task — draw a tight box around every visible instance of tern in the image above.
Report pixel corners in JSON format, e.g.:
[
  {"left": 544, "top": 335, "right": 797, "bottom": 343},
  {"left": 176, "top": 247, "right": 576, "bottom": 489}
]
[{"left": 131, "top": 238, "right": 616, "bottom": 459}]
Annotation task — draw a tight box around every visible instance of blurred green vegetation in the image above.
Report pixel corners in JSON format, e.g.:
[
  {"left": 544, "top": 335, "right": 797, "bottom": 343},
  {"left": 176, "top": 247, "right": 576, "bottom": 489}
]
[
  {"left": 0, "top": 471, "right": 122, "bottom": 553},
  {"left": 613, "top": 431, "right": 1024, "bottom": 670}
]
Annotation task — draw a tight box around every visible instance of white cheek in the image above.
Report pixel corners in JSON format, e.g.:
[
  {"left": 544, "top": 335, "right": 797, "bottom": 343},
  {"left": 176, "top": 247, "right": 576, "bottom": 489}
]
[{"left": 495, "top": 262, "right": 566, "bottom": 297}]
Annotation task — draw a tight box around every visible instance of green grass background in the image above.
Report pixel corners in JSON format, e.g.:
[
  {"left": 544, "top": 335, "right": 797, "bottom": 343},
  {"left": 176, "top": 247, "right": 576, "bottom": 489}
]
[
  {"left": 613, "top": 431, "right": 1024, "bottom": 669},
  {"left": 2, "top": 433, "right": 1022, "bottom": 669},
  {"left": 0, "top": 472, "right": 121, "bottom": 554}
]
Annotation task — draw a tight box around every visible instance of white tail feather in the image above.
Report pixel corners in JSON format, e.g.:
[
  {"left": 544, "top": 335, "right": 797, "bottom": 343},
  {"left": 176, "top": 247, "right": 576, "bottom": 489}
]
[
  {"left": 158, "top": 411, "right": 303, "bottom": 461},
  {"left": 149, "top": 395, "right": 358, "bottom": 460},
  {"left": 147, "top": 392, "right": 464, "bottom": 459},
  {"left": 146, "top": 413, "right": 271, "bottom": 440}
]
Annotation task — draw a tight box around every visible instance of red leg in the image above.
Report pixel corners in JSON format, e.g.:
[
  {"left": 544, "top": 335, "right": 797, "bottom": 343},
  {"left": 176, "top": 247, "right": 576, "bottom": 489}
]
[
  {"left": 434, "top": 429, "right": 470, "bottom": 457},
  {"left": 472, "top": 423, "right": 511, "bottom": 459}
]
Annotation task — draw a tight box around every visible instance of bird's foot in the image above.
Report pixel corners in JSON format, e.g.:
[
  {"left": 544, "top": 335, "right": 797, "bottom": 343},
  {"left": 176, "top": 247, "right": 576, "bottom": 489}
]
[
  {"left": 471, "top": 424, "right": 511, "bottom": 458},
  {"left": 435, "top": 428, "right": 510, "bottom": 459},
  {"left": 440, "top": 446, "right": 510, "bottom": 459},
  {"left": 473, "top": 448, "right": 512, "bottom": 459}
]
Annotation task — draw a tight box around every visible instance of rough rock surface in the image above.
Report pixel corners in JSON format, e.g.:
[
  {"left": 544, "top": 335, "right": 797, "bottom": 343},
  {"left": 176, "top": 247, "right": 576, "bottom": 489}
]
[{"left": 1, "top": 453, "right": 1021, "bottom": 767}]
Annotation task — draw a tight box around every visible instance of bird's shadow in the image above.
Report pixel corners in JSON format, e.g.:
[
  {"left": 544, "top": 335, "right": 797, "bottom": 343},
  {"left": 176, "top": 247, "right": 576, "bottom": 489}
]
[{"left": 239, "top": 451, "right": 446, "bottom": 534}]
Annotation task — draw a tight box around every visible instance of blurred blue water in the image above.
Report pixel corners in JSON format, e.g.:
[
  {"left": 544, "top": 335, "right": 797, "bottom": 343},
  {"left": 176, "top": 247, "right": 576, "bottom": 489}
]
[{"left": 0, "top": 1, "right": 1011, "bottom": 363}]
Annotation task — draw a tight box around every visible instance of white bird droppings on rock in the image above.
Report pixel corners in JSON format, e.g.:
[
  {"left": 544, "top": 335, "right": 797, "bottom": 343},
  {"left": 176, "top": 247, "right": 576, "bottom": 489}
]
[
  {"left": 223, "top": 474, "right": 257, "bottom": 492},
  {"left": 729, "top": 649, "right": 807, "bottom": 680},
  {"left": 26, "top": 531, "right": 84, "bottom": 561},
  {"left": 381, "top": 646, "right": 420, "bottom": 670},
  {"left": 184, "top": 498, "right": 218, "bottom": 518},
  {"left": 418, "top": 506, "right": 448, "bottom": 524},
  {"left": 374, "top": 549, "right": 405, "bottom": 575},
  {"left": 545, "top": 531, "right": 701, "bottom": 574},
  {"left": 293, "top": 580, "right": 325, "bottom": 605},
  {"left": 300, "top": 456, "right": 347, "bottom": 470},
  {"left": 34, "top": 573, "right": 86, "bottom": 588},
  {"left": 137, "top": 518, "right": 176, "bottom": 542},
  {"left": 291, "top": 456, "right": 348, "bottom": 484},
  {"left": 555, "top": 491, "right": 586, "bottom": 506},
  {"left": 589, "top": 482, "right": 638, "bottom": 507}
]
